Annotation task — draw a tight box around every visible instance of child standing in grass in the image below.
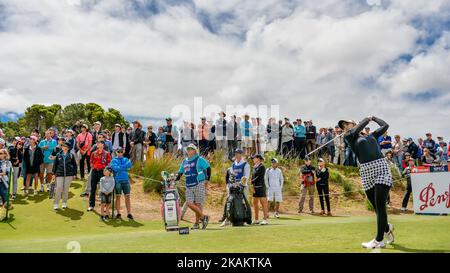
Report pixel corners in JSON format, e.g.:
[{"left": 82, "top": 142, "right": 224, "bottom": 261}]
[{"left": 99, "top": 166, "right": 115, "bottom": 222}]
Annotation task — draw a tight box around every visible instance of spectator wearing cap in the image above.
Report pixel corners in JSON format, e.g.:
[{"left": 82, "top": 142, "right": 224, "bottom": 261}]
[
  {"left": 423, "top": 133, "right": 436, "bottom": 155},
  {"left": 23, "top": 136, "right": 44, "bottom": 197},
  {"left": 298, "top": 157, "right": 316, "bottom": 214},
  {"left": 76, "top": 124, "right": 93, "bottom": 180},
  {"left": 305, "top": 120, "right": 317, "bottom": 154},
  {"left": 401, "top": 158, "right": 417, "bottom": 212},
  {"left": 176, "top": 144, "right": 211, "bottom": 230},
  {"left": 226, "top": 115, "right": 241, "bottom": 161},
  {"left": 281, "top": 118, "right": 294, "bottom": 158},
  {"left": 266, "top": 118, "right": 279, "bottom": 153},
  {"left": 88, "top": 140, "right": 111, "bottom": 211},
  {"left": 316, "top": 158, "right": 331, "bottom": 216},
  {"left": 333, "top": 127, "right": 345, "bottom": 165},
  {"left": 437, "top": 141, "right": 448, "bottom": 165},
  {"left": 110, "top": 147, "right": 133, "bottom": 220},
  {"left": 392, "top": 135, "right": 404, "bottom": 171},
  {"left": 144, "top": 125, "right": 157, "bottom": 162},
  {"left": 198, "top": 117, "right": 210, "bottom": 156},
  {"left": 251, "top": 154, "right": 269, "bottom": 225},
  {"left": 111, "top": 124, "right": 128, "bottom": 157},
  {"left": 163, "top": 117, "right": 179, "bottom": 155},
  {"left": 378, "top": 131, "right": 392, "bottom": 156},
  {"left": 215, "top": 112, "right": 228, "bottom": 151},
  {"left": 264, "top": 158, "right": 284, "bottom": 218},
  {"left": 293, "top": 119, "right": 307, "bottom": 159},
  {"left": 406, "top": 138, "right": 419, "bottom": 160},
  {"left": 38, "top": 130, "right": 57, "bottom": 192},
  {"left": 240, "top": 114, "right": 253, "bottom": 156},
  {"left": 52, "top": 141, "right": 77, "bottom": 210},
  {"left": 130, "top": 121, "right": 145, "bottom": 164},
  {"left": 8, "top": 138, "right": 24, "bottom": 200},
  {"left": 401, "top": 152, "right": 412, "bottom": 169},
  {"left": 65, "top": 130, "right": 76, "bottom": 155},
  {"left": 92, "top": 121, "right": 103, "bottom": 145}
]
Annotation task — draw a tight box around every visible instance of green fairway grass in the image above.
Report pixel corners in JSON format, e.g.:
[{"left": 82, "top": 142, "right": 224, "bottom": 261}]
[{"left": 1, "top": 180, "right": 449, "bottom": 253}]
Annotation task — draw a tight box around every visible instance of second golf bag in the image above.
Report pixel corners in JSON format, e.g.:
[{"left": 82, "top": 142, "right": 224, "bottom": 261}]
[{"left": 225, "top": 173, "right": 252, "bottom": 226}]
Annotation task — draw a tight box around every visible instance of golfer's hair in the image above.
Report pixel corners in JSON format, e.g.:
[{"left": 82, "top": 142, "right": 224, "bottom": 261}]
[{"left": 0, "top": 149, "right": 10, "bottom": 160}]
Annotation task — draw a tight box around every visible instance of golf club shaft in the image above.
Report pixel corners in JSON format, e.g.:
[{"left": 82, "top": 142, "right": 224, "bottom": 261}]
[{"left": 306, "top": 133, "right": 344, "bottom": 157}]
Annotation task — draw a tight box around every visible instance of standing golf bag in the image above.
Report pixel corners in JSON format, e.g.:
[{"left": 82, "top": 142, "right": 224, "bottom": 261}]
[
  {"left": 225, "top": 174, "right": 252, "bottom": 226},
  {"left": 160, "top": 171, "right": 181, "bottom": 231}
]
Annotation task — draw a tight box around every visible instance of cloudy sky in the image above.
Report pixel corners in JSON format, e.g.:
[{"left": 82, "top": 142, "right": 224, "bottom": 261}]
[{"left": 0, "top": 0, "right": 449, "bottom": 139}]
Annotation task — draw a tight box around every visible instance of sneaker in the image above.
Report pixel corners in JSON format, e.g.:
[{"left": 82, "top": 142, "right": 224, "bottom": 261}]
[
  {"left": 219, "top": 220, "right": 229, "bottom": 227},
  {"left": 39, "top": 185, "right": 44, "bottom": 192},
  {"left": 127, "top": 214, "right": 134, "bottom": 220},
  {"left": 33, "top": 190, "right": 38, "bottom": 196},
  {"left": 260, "top": 219, "right": 269, "bottom": 225},
  {"left": 100, "top": 216, "right": 106, "bottom": 222},
  {"left": 87, "top": 207, "right": 94, "bottom": 211},
  {"left": 361, "top": 239, "right": 385, "bottom": 249},
  {"left": 116, "top": 214, "right": 122, "bottom": 220},
  {"left": 251, "top": 220, "right": 260, "bottom": 225},
  {"left": 191, "top": 223, "right": 200, "bottom": 230},
  {"left": 11, "top": 194, "right": 16, "bottom": 200},
  {"left": 201, "top": 215, "right": 209, "bottom": 229},
  {"left": 53, "top": 204, "right": 59, "bottom": 210},
  {"left": 105, "top": 215, "right": 110, "bottom": 221},
  {"left": 385, "top": 223, "right": 395, "bottom": 244},
  {"left": 320, "top": 210, "right": 325, "bottom": 215},
  {"left": 274, "top": 212, "right": 279, "bottom": 218},
  {"left": 297, "top": 209, "right": 303, "bottom": 214},
  {"left": 24, "top": 190, "right": 29, "bottom": 197},
  {"left": 62, "top": 203, "right": 67, "bottom": 209},
  {"left": 401, "top": 207, "right": 407, "bottom": 212}
]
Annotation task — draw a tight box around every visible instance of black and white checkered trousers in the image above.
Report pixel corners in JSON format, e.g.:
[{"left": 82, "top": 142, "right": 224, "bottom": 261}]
[{"left": 359, "top": 157, "right": 393, "bottom": 191}]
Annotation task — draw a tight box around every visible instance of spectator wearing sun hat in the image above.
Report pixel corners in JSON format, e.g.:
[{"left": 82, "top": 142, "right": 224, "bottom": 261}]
[{"left": 76, "top": 124, "right": 93, "bottom": 180}]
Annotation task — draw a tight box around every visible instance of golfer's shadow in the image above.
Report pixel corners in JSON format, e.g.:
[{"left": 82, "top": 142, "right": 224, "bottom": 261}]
[
  {"left": 391, "top": 244, "right": 449, "bottom": 253},
  {"left": 56, "top": 208, "right": 84, "bottom": 220}
]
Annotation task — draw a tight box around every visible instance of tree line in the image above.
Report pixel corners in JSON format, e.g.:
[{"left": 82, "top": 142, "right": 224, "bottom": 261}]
[{"left": 0, "top": 103, "right": 128, "bottom": 138}]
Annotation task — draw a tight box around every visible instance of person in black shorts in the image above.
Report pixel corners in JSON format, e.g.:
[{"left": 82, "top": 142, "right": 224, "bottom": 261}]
[
  {"left": 340, "top": 116, "right": 395, "bottom": 249},
  {"left": 250, "top": 154, "right": 269, "bottom": 225}
]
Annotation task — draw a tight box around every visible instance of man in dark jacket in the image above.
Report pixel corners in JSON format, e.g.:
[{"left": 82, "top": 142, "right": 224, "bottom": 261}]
[
  {"left": 251, "top": 154, "right": 269, "bottom": 225},
  {"left": 130, "top": 121, "right": 145, "bottom": 164},
  {"left": 305, "top": 120, "right": 317, "bottom": 154},
  {"left": 24, "top": 136, "right": 44, "bottom": 197},
  {"left": 406, "top": 138, "right": 419, "bottom": 159},
  {"left": 111, "top": 124, "right": 129, "bottom": 157}
]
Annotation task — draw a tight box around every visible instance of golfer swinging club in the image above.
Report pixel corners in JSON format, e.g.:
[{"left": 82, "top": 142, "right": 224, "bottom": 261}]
[{"left": 339, "top": 116, "right": 395, "bottom": 249}]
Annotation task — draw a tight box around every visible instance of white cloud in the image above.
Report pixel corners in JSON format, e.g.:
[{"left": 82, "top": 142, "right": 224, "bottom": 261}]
[{"left": 0, "top": 0, "right": 449, "bottom": 140}]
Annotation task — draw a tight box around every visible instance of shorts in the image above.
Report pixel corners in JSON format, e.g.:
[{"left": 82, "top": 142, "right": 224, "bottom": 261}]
[
  {"left": 359, "top": 158, "right": 393, "bottom": 191},
  {"left": 186, "top": 182, "right": 206, "bottom": 205},
  {"left": 253, "top": 186, "right": 266, "bottom": 198},
  {"left": 267, "top": 188, "right": 283, "bottom": 202},
  {"left": 100, "top": 192, "right": 112, "bottom": 204},
  {"left": 115, "top": 182, "right": 131, "bottom": 195},
  {"left": 241, "top": 137, "right": 253, "bottom": 148},
  {"left": 40, "top": 163, "right": 54, "bottom": 175}
]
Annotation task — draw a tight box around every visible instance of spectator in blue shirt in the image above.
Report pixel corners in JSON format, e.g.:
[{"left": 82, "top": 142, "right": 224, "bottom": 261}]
[
  {"left": 38, "top": 131, "right": 57, "bottom": 192},
  {"left": 293, "top": 119, "right": 307, "bottom": 159},
  {"left": 378, "top": 131, "right": 392, "bottom": 155},
  {"left": 423, "top": 133, "right": 436, "bottom": 155}
]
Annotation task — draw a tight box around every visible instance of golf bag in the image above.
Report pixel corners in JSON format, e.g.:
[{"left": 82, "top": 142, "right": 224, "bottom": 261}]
[
  {"left": 225, "top": 174, "right": 252, "bottom": 226},
  {"left": 160, "top": 171, "right": 181, "bottom": 231}
]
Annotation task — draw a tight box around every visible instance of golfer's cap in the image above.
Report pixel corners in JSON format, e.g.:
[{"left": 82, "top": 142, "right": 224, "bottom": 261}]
[
  {"left": 338, "top": 119, "right": 356, "bottom": 130},
  {"left": 251, "top": 154, "right": 265, "bottom": 161},
  {"left": 271, "top": 158, "right": 278, "bottom": 163},
  {"left": 186, "top": 144, "right": 197, "bottom": 151},
  {"left": 318, "top": 158, "right": 325, "bottom": 163},
  {"left": 234, "top": 148, "right": 244, "bottom": 154}
]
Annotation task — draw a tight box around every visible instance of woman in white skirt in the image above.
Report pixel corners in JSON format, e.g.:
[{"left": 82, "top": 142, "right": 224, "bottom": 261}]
[{"left": 340, "top": 116, "right": 395, "bottom": 249}]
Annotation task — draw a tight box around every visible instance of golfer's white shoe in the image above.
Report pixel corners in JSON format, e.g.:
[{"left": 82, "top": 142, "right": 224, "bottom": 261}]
[
  {"left": 251, "top": 220, "right": 260, "bottom": 225},
  {"left": 362, "top": 239, "right": 385, "bottom": 249},
  {"left": 87, "top": 207, "right": 94, "bottom": 211},
  {"left": 260, "top": 219, "right": 269, "bottom": 225},
  {"left": 401, "top": 207, "right": 407, "bottom": 212},
  {"left": 385, "top": 223, "right": 395, "bottom": 244},
  {"left": 220, "top": 220, "right": 229, "bottom": 227},
  {"left": 62, "top": 203, "right": 67, "bottom": 209}
]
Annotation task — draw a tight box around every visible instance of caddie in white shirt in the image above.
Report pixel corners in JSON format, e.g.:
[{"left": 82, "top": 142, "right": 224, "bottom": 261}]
[{"left": 264, "top": 158, "right": 284, "bottom": 218}]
